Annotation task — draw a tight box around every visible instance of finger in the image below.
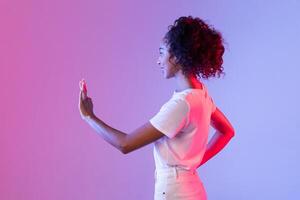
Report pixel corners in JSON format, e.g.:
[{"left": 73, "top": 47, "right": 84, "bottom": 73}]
[
  {"left": 79, "top": 80, "right": 82, "bottom": 90},
  {"left": 79, "top": 79, "right": 85, "bottom": 89},
  {"left": 81, "top": 90, "right": 87, "bottom": 100},
  {"left": 79, "top": 90, "right": 83, "bottom": 101},
  {"left": 79, "top": 92, "right": 83, "bottom": 111},
  {"left": 80, "top": 79, "right": 88, "bottom": 96},
  {"left": 79, "top": 79, "right": 85, "bottom": 90},
  {"left": 79, "top": 90, "right": 86, "bottom": 102},
  {"left": 82, "top": 80, "right": 88, "bottom": 95}
]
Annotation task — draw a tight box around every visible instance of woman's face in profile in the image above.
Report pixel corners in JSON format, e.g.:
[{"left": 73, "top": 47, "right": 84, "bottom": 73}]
[{"left": 157, "top": 41, "right": 179, "bottom": 79}]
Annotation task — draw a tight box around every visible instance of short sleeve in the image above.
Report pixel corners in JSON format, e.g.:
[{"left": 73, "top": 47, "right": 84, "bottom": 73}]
[{"left": 149, "top": 97, "right": 189, "bottom": 139}]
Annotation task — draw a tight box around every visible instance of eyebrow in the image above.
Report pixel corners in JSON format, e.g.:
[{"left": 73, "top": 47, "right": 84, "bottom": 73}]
[{"left": 159, "top": 47, "right": 164, "bottom": 51}]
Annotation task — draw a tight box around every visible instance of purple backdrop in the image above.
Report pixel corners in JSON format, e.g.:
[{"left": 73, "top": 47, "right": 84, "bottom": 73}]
[{"left": 1, "top": 0, "right": 299, "bottom": 199}]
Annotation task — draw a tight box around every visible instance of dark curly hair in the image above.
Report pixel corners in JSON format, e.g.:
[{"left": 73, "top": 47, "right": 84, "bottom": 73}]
[{"left": 163, "top": 16, "right": 225, "bottom": 79}]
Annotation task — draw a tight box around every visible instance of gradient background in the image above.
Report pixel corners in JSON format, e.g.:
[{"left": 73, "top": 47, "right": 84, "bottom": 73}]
[{"left": 1, "top": 0, "right": 299, "bottom": 199}]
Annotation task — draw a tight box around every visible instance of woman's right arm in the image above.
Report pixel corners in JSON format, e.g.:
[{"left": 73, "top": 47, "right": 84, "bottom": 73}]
[{"left": 198, "top": 107, "right": 235, "bottom": 167}]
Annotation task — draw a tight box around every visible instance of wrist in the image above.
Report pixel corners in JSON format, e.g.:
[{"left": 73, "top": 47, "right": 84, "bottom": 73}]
[
  {"left": 84, "top": 113, "right": 97, "bottom": 122},
  {"left": 89, "top": 113, "right": 97, "bottom": 120}
]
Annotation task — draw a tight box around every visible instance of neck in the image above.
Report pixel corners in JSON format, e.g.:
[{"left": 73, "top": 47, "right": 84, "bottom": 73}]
[{"left": 174, "top": 71, "right": 203, "bottom": 92}]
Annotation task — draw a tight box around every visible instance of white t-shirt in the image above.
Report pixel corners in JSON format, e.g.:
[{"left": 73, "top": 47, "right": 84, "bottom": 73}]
[{"left": 149, "top": 84, "right": 216, "bottom": 171}]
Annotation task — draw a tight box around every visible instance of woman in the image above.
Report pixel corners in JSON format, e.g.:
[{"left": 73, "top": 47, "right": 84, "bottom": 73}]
[{"left": 78, "top": 16, "right": 235, "bottom": 200}]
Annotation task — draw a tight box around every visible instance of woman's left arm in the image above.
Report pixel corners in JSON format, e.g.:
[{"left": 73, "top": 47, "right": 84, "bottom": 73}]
[
  {"left": 84, "top": 115, "right": 165, "bottom": 154},
  {"left": 84, "top": 115, "right": 127, "bottom": 153},
  {"left": 79, "top": 79, "right": 164, "bottom": 154}
]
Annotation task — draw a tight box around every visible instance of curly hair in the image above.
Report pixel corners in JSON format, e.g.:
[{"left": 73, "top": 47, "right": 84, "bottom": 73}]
[{"left": 163, "top": 16, "right": 225, "bottom": 79}]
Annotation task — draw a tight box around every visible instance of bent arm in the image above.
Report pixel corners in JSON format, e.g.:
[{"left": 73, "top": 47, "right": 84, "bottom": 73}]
[
  {"left": 199, "top": 130, "right": 234, "bottom": 167},
  {"left": 198, "top": 107, "right": 235, "bottom": 167},
  {"left": 84, "top": 114, "right": 165, "bottom": 154}
]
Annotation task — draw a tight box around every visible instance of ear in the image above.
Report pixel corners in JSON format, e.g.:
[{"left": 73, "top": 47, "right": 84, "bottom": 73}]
[
  {"left": 169, "top": 55, "right": 181, "bottom": 71},
  {"left": 169, "top": 54, "right": 178, "bottom": 65}
]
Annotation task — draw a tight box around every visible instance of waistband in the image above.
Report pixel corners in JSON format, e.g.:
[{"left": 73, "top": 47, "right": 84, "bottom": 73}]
[{"left": 155, "top": 166, "right": 197, "bottom": 178}]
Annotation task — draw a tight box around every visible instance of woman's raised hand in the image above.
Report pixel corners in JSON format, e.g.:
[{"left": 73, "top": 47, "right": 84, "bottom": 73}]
[{"left": 78, "top": 79, "right": 95, "bottom": 120}]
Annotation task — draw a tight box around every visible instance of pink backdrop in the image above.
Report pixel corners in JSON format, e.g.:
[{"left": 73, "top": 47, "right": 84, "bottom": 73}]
[{"left": 1, "top": 0, "right": 299, "bottom": 199}]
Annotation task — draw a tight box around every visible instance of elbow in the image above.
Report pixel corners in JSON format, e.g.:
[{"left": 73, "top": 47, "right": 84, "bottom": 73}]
[
  {"left": 221, "top": 128, "right": 235, "bottom": 138},
  {"left": 120, "top": 146, "right": 130, "bottom": 154},
  {"left": 225, "top": 124, "right": 235, "bottom": 138},
  {"left": 120, "top": 146, "right": 134, "bottom": 155},
  {"left": 228, "top": 129, "right": 235, "bottom": 138},
  {"left": 118, "top": 136, "right": 131, "bottom": 155},
  {"left": 119, "top": 140, "right": 132, "bottom": 155},
  {"left": 219, "top": 129, "right": 235, "bottom": 138},
  {"left": 118, "top": 135, "right": 138, "bottom": 155}
]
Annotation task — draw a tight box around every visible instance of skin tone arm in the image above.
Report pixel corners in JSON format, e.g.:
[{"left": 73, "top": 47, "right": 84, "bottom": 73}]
[
  {"left": 83, "top": 115, "right": 165, "bottom": 154},
  {"left": 78, "top": 79, "right": 165, "bottom": 154},
  {"left": 79, "top": 79, "right": 234, "bottom": 160},
  {"left": 198, "top": 107, "right": 235, "bottom": 167}
]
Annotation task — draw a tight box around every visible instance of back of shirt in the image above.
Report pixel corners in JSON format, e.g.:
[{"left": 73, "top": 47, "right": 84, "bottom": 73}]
[{"left": 149, "top": 84, "right": 216, "bottom": 171}]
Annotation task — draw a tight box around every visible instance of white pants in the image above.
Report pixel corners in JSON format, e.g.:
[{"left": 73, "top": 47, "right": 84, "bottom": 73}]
[{"left": 154, "top": 166, "right": 207, "bottom": 200}]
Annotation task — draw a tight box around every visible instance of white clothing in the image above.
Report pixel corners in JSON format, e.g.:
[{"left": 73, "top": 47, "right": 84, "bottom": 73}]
[
  {"left": 149, "top": 84, "right": 216, "bottom": 171},
  {"left": 150, "top": 84, "right": 216, "bottom": 199},
  {"left": 154, "top": 166, "right": 207, "bottom": 200}
]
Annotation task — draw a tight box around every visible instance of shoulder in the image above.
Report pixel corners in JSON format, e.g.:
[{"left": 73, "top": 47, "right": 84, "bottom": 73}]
[{"left": 161, "top": 95, "right": 190, "bottom": 112}]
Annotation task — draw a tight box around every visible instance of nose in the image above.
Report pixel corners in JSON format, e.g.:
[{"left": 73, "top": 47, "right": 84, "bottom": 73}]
[{"left": 157, "top": 59, "right": 161, "bottom": 65}]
